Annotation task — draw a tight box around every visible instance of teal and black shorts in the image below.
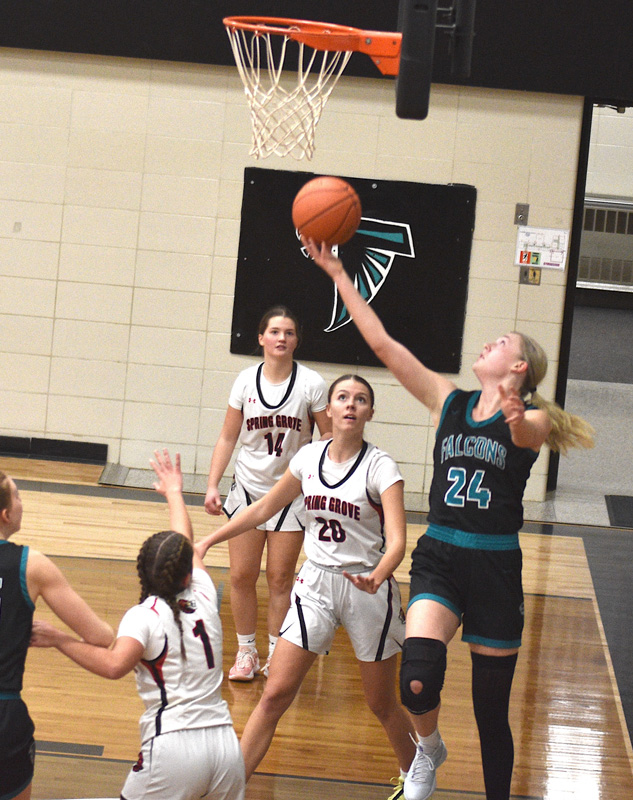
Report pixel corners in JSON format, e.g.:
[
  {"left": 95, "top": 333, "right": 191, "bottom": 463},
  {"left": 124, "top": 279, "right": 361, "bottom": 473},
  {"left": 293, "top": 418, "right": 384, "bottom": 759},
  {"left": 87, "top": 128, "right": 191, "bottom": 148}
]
[{"left": 408, "top": 524, "right": 524, "bottom": 649}]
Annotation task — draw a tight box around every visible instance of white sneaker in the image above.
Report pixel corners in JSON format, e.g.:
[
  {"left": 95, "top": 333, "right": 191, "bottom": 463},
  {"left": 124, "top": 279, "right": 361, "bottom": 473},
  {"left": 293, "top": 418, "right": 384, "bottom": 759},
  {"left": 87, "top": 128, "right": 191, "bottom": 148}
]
[
  {"left": 228, "top": 648, "right": 260, "bottom": 681},
  {"left": 261, "top": 654, "right": 273, "bottom": 677},
  {"left": 404, "top": 736, "right": 447, "bottom": 800}
]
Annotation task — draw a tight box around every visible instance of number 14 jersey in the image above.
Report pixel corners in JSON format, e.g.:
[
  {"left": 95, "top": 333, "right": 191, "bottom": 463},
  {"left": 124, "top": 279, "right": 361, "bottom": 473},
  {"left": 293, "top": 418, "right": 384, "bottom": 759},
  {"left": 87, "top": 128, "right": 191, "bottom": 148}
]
[{"left": 229, "top": 362, "right": 327, "bottom": 495}]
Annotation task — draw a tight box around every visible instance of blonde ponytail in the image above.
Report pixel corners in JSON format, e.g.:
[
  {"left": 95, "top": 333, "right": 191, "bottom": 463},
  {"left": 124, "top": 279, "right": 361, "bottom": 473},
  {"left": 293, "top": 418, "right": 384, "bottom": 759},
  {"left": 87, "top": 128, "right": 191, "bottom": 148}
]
[
  {"left": 530, "top": 390, "right": 595, "bottom": 454},
  {"left": 515, "top": 332, "right": 595, "bottom": 454}
]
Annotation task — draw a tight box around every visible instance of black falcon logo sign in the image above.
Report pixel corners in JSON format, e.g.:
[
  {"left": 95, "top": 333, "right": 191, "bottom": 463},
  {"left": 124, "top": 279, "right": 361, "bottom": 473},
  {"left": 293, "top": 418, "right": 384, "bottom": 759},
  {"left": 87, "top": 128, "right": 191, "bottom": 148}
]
[{"left": 301, "top": 217, "right": 415, "bottom": 332}]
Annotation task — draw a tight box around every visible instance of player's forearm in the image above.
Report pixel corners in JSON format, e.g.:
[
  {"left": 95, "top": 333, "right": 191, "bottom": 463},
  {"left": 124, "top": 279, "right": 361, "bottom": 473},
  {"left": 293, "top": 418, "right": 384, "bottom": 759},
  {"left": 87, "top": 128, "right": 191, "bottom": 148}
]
[
  {"left": 56, "top": 636, "right": 129, "bottom": 680},
  {"left": 80, "top": 617, "right": 115, "bottom": 647},
  {"left": 207, "top": 437, "right": 235, "bottom": 489},
  {"left": 198, "top": 489, "right": 285, "bottom": 555},
  {"left": 507, "top": 413, "right": 550, "bottom": 451},
  {"left": 331, "top": 268, "right": 391, "bottom": 357},
  {"left": 372, "top": 540, "right": 406, "bottom": 586},
  {"left": 196, "top": 521, "right": 245, "bottom": 556},
  {"left": 164, "top": 488, "right": 194, "bottom": 541}
]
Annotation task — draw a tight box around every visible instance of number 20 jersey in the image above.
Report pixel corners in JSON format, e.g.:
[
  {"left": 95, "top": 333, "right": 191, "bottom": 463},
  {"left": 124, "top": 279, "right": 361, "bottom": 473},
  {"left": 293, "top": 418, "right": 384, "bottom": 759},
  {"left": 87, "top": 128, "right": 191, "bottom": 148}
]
[
  {"left": 428, "top": 390, "right": 539, "bottom": 537},
  {"left": 289, "top": 439, "right": 403, "bottom": 572}
]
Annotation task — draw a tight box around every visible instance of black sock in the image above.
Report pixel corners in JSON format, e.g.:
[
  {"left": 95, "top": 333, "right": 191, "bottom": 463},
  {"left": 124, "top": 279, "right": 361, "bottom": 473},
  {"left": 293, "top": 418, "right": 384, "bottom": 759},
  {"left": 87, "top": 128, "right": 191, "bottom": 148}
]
[{"left": 471, "top": 651, "right": 518, "bottom": 800}]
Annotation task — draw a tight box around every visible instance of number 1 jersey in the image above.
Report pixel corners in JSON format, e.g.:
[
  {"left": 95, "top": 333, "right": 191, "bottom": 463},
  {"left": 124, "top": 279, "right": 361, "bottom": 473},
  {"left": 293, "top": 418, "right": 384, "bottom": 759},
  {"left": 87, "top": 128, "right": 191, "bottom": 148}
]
[{"left": 117, "top": 568, "right": 232, "bottom": 744}]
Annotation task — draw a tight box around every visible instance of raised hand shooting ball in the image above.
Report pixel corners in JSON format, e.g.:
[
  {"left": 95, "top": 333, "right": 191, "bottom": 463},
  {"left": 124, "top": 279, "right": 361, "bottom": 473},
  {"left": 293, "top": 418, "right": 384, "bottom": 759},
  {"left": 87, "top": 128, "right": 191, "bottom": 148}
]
[{"left": 292, "top": 176, "right": 362, "bottom": 246}]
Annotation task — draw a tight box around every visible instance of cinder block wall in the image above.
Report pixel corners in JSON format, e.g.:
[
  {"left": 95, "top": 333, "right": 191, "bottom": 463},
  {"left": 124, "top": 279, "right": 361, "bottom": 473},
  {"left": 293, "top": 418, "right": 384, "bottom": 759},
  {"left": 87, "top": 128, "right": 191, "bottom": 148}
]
[{"left": 0, "top": 48, "right": 586, "bottom": 507}]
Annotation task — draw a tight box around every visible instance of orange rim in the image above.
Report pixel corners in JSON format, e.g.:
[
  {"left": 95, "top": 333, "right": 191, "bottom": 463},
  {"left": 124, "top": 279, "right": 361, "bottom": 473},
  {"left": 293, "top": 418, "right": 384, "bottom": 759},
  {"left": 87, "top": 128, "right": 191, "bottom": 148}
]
[
  {"left": 224, "top": 16, "right": 364, "bottom": 40},
  {"left": 223, "top": 15, "right": 401, "bottom": 75}
]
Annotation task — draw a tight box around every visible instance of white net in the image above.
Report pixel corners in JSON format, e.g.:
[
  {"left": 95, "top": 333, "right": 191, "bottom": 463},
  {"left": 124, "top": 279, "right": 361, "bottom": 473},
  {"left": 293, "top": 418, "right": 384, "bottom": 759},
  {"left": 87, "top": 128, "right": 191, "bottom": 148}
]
[{"left": 226, "top": 25, "right": 353, "bottom": 160}]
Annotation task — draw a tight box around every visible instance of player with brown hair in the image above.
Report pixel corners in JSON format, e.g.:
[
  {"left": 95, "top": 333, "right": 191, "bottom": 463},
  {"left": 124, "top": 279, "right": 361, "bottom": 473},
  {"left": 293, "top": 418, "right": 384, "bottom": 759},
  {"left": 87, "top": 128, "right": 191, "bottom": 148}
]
[
  {"left": 205, "top": 305, "right": 331, "bottom": 680},
  {"left": 31, "top": 451, "right": 245, "bottom": 800}
]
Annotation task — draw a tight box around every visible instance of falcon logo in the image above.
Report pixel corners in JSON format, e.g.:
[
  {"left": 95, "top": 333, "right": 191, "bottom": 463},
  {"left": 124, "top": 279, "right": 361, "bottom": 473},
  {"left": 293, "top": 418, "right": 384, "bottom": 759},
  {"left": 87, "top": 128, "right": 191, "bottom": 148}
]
[
  {"left": 178, "top": 598, "right": 197, "bottom": 614},
  {"left": 301, "top": 217, "right": 415, "bottom": 332}
]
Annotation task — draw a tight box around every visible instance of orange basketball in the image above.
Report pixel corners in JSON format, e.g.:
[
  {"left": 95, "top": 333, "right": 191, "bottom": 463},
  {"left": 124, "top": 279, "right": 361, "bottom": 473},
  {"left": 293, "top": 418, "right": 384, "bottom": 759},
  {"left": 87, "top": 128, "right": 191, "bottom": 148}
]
[{"left": 292, "top": 176, "right": 362, "bottom": 246}]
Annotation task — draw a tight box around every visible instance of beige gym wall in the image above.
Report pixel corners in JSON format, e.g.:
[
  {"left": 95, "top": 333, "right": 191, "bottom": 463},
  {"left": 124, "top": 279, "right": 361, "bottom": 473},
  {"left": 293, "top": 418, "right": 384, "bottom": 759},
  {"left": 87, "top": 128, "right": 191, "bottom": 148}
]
[{"left": 0, "top": 48, "right": 585, "bottom": 508}]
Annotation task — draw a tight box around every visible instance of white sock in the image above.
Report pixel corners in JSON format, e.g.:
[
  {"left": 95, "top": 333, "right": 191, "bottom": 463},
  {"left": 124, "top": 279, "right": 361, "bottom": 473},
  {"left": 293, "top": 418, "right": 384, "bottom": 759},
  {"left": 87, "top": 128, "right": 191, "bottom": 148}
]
[
  {"left": 237, "top": 633, "right": 257, "bottom": 651},
  {"left": 268, "top": 634, "right": 278, "bottom": 657},
  {"left": 417, "top": 728, "right": 441, "bottom": 752}
]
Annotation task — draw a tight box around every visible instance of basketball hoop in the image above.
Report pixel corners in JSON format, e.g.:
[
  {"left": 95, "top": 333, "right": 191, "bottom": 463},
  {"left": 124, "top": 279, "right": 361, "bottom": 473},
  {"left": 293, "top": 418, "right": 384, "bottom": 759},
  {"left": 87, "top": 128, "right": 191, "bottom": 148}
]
[{"left": 223, "top": 16, "right": 401, "bottom": 160}]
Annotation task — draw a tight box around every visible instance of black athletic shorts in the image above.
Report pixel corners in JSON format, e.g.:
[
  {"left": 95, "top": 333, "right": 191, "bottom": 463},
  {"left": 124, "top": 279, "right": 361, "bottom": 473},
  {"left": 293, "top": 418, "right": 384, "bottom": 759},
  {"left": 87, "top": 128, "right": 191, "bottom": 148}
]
[
  {"left": 0, "top": 698, "right": 36, "bottom": 799},
  {"left": 409, "top": 528, "right": 524, "bottom": 649}
]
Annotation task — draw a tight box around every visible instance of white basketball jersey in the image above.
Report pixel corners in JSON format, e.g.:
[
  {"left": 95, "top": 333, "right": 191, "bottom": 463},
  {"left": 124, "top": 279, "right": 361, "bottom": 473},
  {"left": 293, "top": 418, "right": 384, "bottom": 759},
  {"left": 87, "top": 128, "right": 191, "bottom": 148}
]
[
  {"left": 289, "top": 440, "right": 403, "bottom": 572},
  {"left": 229, "top": 361, "right": 327, "bottom": 495},
  {"left": 117, "top": 568, "right": 232, "bottom": 745}
]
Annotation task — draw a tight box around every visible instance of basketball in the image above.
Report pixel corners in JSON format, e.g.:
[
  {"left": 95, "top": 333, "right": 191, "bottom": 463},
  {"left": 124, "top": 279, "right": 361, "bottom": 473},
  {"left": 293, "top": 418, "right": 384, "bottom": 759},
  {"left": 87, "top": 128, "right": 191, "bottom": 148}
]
[{"left": 292, "top": 176, "right": 362, "bottom": 246}]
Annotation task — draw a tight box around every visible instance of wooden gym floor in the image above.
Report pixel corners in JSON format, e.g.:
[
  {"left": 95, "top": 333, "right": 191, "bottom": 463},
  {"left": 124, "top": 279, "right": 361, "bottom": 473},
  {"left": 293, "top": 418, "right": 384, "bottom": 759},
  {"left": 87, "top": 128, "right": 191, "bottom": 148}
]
[{"left": 4, "top": 456, "right": 633, "bottom": 800}]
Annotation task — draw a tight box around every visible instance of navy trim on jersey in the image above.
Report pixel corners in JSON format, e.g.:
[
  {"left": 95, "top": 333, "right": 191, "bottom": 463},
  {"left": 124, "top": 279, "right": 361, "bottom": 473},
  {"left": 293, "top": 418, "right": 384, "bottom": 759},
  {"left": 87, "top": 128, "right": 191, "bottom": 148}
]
[
  {"left": 140, "top": 637, "right": 169, "bottom": 738},
  {"left": 426, "top": 523, "right": 520, "bottom": 551},
  {"left": 407, "top": 592, "right": 462, "bottom": 616},
  {"left": 256, "top": 361, "right": 298, "bottom": 410},
  {"left": 374, "top": 578, "right": 394, "bottom": 661},
  {"left": 365, "top": 488, "right": 386, "bottom": 556},
  {"left": 318, "top": 440, "right": 368, "bottom": 489}
]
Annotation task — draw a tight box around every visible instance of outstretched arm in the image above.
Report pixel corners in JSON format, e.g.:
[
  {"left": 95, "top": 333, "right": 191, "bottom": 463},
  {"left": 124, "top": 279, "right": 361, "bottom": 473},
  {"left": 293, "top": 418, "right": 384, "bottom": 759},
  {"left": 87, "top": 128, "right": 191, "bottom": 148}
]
[
  {"left": 31, "top": 621, "right": 142, "bottom": 680},
  {"left": 27, "top": 553, "right": 114, "bottom": 646},
  {"left": 344, "top": 480, "right": 406, "bottom": 594},
  {"left": 196, "top": 469, "right": 302, "bottom": 559},
  {"left": 303, "top": 238, "right": 456, "bottom": 422},
  {"left": 150, "top": 449, "right": 204, "bottom": 571}
]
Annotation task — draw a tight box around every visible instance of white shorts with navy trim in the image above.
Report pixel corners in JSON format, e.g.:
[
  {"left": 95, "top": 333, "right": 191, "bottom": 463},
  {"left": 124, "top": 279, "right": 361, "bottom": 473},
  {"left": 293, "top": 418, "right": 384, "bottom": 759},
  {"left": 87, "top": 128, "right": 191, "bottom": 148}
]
[
  {"left": 224, "top": 479, "right": 305, "bottom": 532},
  {"left": 280, "top": 560, "right": 406, "bottom": 662}
]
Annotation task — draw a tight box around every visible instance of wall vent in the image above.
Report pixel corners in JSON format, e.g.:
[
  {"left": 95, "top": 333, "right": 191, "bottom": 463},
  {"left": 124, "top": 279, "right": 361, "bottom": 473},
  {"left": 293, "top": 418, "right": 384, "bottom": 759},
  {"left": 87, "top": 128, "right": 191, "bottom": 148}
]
[{"left": 578, "top": 196, "right": 633, "bottom": 292}]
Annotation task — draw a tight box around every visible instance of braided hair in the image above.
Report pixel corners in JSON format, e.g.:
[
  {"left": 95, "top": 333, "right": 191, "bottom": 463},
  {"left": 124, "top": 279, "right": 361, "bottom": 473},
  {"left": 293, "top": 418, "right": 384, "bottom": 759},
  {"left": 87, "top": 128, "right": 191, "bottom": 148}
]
[{"left": 137, "top": 530, "right": 193, "bottom": 660}]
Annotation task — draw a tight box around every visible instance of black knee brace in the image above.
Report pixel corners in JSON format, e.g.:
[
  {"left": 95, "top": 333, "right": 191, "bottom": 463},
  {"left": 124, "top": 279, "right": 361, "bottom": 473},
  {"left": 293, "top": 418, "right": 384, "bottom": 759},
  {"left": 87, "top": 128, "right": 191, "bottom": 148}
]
[{"left": 400, "top": 637, "right": 447, "bottom": 715}]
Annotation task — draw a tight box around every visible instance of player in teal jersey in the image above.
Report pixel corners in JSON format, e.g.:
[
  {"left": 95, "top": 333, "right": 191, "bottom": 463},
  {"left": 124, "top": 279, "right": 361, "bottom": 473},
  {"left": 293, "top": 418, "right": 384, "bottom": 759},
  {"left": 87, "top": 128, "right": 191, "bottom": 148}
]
[
  {"left": 0, "top": 470, "right": 113, "bottom": 800},
  {"left": 304, "top": 238, "right": 593, "bottom": 800}
]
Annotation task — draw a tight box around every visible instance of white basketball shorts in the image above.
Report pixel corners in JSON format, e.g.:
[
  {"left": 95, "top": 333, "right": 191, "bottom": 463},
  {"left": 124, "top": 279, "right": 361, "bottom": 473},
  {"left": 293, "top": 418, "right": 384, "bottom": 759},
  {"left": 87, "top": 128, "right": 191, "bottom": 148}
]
[
  {"left": 279, "top": 560, "right": 406, "bottom": 662},
  {"left": 120, "top": 724, "right": 245, "bottom": 800},
  {"left": 224, "top": 478, "right": 305, "bottom": 532}
]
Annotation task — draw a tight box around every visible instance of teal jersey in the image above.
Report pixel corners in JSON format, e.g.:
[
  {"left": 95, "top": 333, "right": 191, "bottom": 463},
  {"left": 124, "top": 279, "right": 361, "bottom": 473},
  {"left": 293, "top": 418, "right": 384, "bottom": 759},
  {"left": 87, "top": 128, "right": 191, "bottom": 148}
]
[{"left": 428, "top": 390, "right": 538, "bottom": 538}]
